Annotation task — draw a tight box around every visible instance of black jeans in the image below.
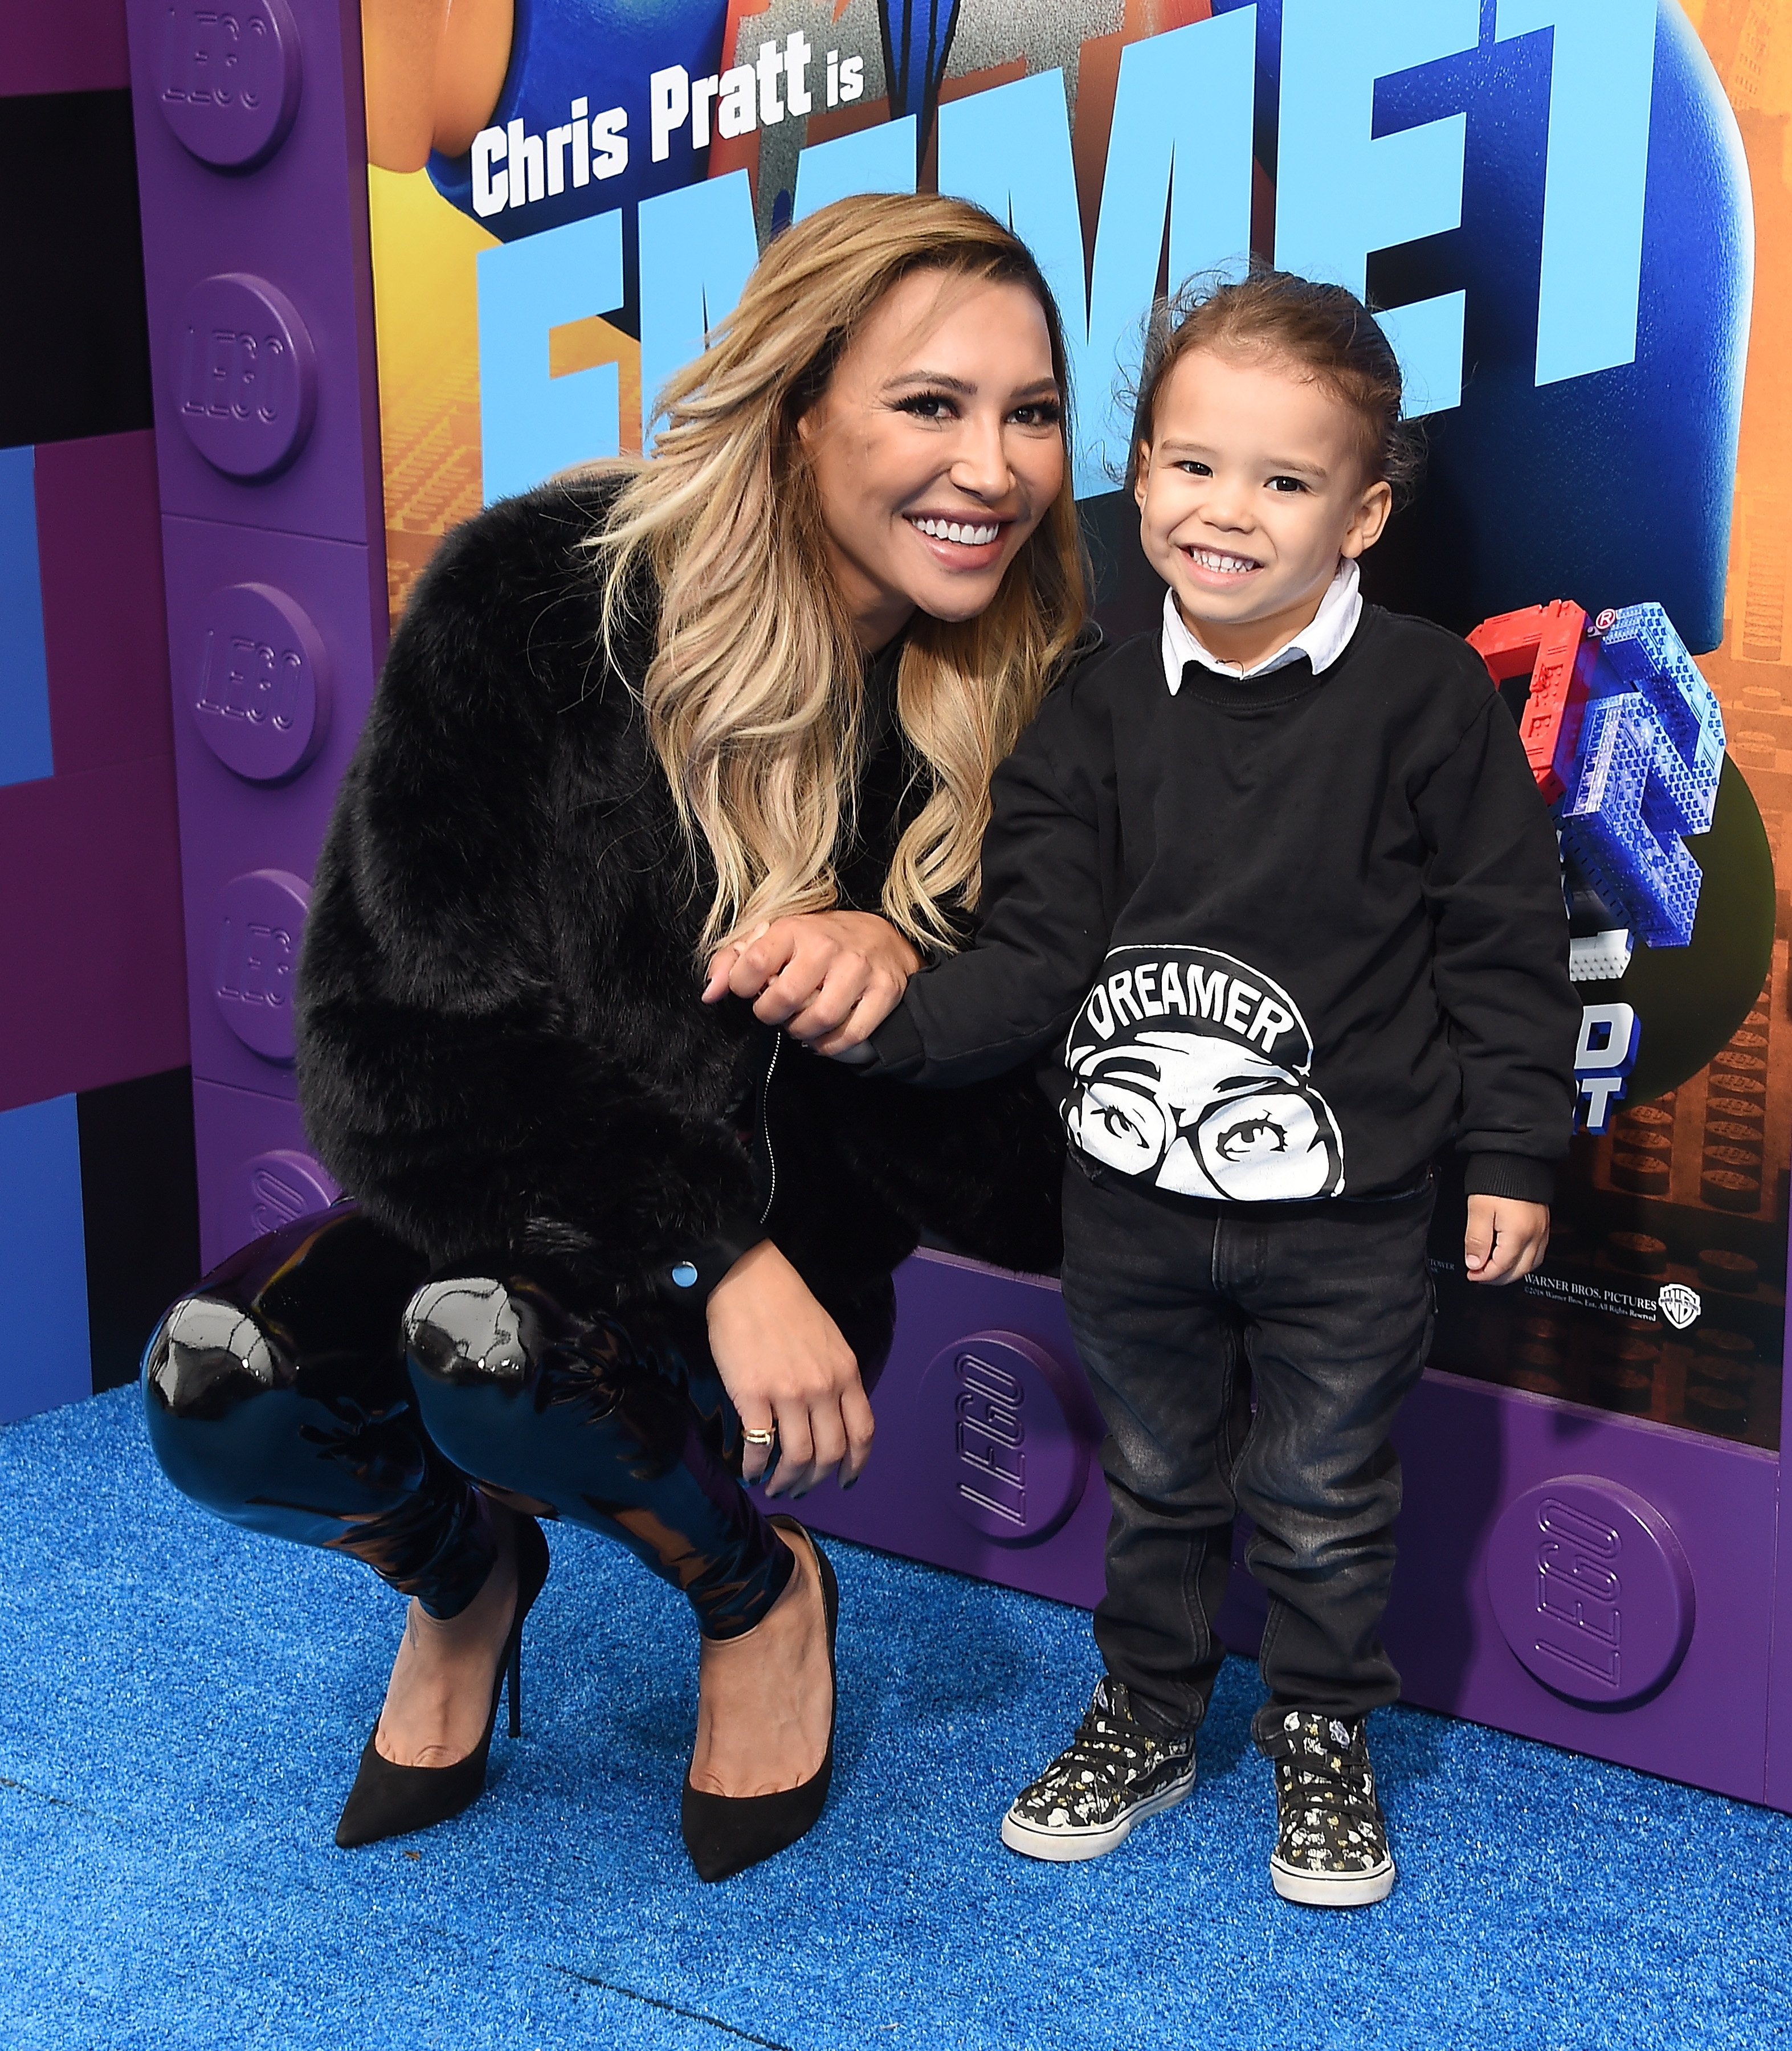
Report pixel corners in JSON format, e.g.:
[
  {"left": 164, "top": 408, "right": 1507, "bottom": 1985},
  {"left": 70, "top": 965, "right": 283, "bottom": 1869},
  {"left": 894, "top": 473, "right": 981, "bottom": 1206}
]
[
  {"left": 144, "top": 1206, "right": 893, "bottom": 1640},
  {"left": 1059, "top": 1161, "right": 1435, "bottom": 1747}
]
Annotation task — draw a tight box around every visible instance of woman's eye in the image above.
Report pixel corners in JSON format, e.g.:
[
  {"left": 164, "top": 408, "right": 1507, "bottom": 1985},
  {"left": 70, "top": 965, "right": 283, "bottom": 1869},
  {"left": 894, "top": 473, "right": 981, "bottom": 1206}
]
[
  {"left": 1010, "top": 400, "right": 1063, "bottom": 428},
  {"left": 896, "top": 392, "right": 956, "bottom": 421}
]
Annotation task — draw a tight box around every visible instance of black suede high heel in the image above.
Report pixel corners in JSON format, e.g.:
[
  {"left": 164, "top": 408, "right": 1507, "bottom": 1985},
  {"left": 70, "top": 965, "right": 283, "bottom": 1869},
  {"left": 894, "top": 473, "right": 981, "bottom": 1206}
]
[
  {"left": 680, "top": 1517, "right": 840, "bottom": 1884},
  {"left": 334, "top": 1514, "right": 552, "bottom": 1849}
]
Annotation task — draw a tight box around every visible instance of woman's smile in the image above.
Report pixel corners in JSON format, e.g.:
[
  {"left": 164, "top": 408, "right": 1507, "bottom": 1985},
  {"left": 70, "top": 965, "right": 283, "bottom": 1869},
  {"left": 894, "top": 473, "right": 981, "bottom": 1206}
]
[{"left": 905, "top": 509, "right": 1010, "bottom": 567}]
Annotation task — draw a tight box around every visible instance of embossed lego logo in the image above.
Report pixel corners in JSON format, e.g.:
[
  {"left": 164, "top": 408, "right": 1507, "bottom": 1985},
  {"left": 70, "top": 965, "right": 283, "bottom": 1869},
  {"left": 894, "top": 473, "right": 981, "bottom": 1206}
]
[
  {"left": 1658, "top": 1282, "right": 1701, "bottom": 1331},
  {"left": 215, "top": 916, "right": 295, "bottom": 1012},
  {"left": 954, "top": 1350, "right": 1024, "bottom": 1527},
  {"left": 181, "top": 325, "right": 291, "bottom": 427},
  {"left": 162, "top": 3, "right": 281, "bottom": 114},
  {"left": 197, "top": 629, "right": 304, "bottom": 732},
  {"left": 246, "top": 1163, "right": 309, "bottom": 1235},
  {"left": 1531, "top": 1496, "right": 1622, "bottom": 1691}
]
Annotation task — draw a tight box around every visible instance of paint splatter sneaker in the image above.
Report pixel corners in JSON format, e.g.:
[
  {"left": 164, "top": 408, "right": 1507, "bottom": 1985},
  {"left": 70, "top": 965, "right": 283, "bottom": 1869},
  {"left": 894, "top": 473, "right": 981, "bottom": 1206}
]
[
  {"left": 1262, "top": 1709, "right": 1395, "bottom": 1907},
  {"left": 999, "top": 1678, "right": 1197, "bottom": 1862}
]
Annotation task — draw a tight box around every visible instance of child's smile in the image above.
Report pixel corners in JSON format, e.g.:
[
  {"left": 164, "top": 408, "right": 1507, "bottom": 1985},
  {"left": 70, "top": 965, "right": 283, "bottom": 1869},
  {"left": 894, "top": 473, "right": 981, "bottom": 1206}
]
[
  {"left": 1133, "top": 348, "right": 1393, "bottom": 671},
  {"left": 1183, "top": 544, "right": 1263, "bottom": 582}
]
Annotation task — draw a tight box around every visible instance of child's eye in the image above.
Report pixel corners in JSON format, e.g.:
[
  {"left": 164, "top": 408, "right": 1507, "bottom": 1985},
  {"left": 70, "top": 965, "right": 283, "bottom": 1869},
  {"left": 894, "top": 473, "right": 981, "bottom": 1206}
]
[
  {"left": 1267, "top": 475, "right": 1308, "bottom": 493},
  {"left": 895, "top": 391, "right": 957, "bottom": 422},
  {"left": 1175, "top": 460, "right": 1213, "bottom": 477}
]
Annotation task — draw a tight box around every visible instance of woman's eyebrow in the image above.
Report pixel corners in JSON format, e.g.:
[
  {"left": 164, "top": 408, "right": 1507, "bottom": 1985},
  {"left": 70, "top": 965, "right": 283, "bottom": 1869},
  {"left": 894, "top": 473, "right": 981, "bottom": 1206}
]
[
  {"left": 882, "top": 371, "right": 1063, "bottom": 400},
  {"left": 885, "top": 370, "right": 977, "bottom": 395}
]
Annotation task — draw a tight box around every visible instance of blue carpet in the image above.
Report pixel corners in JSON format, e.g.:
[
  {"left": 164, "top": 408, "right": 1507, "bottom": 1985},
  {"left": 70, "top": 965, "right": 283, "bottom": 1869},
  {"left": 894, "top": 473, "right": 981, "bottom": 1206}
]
[{"left": 2, "top": 1389, "right": 1789, "bottom": 2051}]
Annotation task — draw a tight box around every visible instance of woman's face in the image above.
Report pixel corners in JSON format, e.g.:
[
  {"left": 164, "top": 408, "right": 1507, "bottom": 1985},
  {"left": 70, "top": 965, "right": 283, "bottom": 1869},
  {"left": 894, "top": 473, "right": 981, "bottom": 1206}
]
[{"left": 797, "top": 269, "right": 1066, "bottom": 651}]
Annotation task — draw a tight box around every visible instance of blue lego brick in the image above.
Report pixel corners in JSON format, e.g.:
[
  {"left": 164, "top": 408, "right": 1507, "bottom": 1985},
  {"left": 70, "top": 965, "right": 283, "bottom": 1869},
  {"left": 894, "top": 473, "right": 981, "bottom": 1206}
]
[
  {"left": 0, "top": 1093, "right": 92, "bottom": 1423},
  {"left": 1555, "top": 604, "right": 1725, "bottom": 949},
  {"left": 1561, "top": 693, "right": 1704, "bottom": 946},
  {"left": 1597, "top": 602, "right": 1724, "bottom": 825},
  {"left": 0, "top": 443, "right": 54, "bottom": 790}
]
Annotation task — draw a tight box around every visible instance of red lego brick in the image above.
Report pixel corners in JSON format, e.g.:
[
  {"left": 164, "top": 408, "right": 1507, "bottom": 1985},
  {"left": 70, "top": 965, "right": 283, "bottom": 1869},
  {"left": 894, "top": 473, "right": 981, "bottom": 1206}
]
[{"left": 1467, "top": 599, "right": 1593, "bottom": 803}]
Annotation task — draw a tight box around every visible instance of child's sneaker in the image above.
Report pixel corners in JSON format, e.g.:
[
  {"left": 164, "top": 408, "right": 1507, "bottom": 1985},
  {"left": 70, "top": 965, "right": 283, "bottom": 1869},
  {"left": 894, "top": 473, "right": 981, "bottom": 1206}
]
[
  {"left": 1000, "top": 1677, "right": 1197, "bottom": 1861},
  {"left": 1262, "top": 1709, "right": 1395, "bottom": 1906}
]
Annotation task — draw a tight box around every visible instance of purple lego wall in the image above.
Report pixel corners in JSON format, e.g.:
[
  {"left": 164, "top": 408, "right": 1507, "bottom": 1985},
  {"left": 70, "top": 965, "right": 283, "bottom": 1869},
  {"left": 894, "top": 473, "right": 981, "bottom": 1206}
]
[
  {"left": 116, "top": 0, "right": 1792, "bottom": 1820},
  {"left": 788, "top": 1255, "right": 1111, "bottom": 1609},
  {"left": 787, "top": 1248, "right": 1792, "bottom": 1812},
  {"left": 1, "top": 23, "right": 200, "bottom": 1425},
  {"left": 123, "top": 0, "right": 388, "bottom": 1271},
  {"left": 0, "top": 2, "right": 129, "bottom": 98},
  {"left": 1, "top": 433, "right": 189, "bottom": 1117}
]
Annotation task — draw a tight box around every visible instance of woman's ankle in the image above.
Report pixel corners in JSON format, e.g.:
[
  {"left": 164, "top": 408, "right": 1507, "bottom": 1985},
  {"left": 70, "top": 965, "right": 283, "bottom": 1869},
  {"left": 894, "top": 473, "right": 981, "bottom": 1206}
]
[
  {"left": 701, "top": 1526, "right": 818, "bottom": 1649},
  {"left": 373, "top": 1512, "right": 521, "bottom": 1766},
  {"left": 689, "top": 1529, "right": 830, "bottom": 1789}
]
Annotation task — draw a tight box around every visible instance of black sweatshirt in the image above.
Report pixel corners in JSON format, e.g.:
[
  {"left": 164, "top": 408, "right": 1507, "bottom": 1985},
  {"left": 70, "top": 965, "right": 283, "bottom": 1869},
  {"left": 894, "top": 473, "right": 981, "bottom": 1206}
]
[{"left": 862, "top": 605, "right": 1579, "bottom": 1207}]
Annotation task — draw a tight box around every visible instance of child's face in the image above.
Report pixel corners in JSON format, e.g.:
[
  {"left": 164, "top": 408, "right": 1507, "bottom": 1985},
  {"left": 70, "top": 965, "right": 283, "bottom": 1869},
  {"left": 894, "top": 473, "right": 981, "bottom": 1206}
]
[{"left": 1133, "top": 347, "right": 1393, "bottom": 667}]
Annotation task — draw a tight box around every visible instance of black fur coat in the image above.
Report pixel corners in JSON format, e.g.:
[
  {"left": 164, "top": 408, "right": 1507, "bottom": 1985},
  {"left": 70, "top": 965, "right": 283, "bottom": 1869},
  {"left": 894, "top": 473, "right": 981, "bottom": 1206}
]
[{"left": 295, "top": 477, "right": 1065, "bottom": 1305}]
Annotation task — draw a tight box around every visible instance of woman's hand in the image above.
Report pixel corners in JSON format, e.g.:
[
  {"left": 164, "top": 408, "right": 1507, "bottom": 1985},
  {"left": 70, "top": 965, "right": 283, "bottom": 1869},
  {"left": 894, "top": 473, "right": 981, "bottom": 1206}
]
[
  {"left": 706, "top": 1240, "right": 875, "bottom": 1494},
  {"left": 701, "top": 910, "right": 920, "bottom": 1055}
]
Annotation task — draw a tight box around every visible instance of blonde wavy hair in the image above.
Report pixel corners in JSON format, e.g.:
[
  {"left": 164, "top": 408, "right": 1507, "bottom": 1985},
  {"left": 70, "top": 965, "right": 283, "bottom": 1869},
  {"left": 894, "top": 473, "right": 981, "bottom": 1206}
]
[{"left": 593, "top": 191, "right": 1088, "bottom": 957}]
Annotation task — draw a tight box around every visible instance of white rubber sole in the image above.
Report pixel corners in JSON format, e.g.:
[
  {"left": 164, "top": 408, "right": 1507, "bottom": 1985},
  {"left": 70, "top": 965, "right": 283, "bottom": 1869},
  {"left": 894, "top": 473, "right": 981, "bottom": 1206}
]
[
  {"left": 1269, "top": 1851, "right": 1396, "bottom": 1907},
  {"left": 999, "top": 1769, "right": 1197, "bottom": 1863}
]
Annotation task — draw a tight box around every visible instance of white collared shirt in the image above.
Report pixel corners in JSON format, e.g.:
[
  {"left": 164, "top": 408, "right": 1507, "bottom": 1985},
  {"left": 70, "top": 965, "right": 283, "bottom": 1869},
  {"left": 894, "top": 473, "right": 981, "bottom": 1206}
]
[{"left": 1160, "top": 557, "right": 1363, "bottom": 694}]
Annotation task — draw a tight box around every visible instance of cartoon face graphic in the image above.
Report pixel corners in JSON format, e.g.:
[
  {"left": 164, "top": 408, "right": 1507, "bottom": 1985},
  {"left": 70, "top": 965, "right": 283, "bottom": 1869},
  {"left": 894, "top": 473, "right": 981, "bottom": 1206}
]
[
  {"left": 1068, "top": 1036, "right": 1342, "bottom": 1200},
  {"left": 1063, "top": 949, "right": 1345, "bottom": 1201}
]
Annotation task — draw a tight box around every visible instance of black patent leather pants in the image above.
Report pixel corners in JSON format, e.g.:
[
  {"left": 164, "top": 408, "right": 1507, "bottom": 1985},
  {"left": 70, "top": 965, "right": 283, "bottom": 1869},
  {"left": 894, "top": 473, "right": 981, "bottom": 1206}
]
[{"left": 142, "top": 1206, "right": 892, "bottom": 1636}]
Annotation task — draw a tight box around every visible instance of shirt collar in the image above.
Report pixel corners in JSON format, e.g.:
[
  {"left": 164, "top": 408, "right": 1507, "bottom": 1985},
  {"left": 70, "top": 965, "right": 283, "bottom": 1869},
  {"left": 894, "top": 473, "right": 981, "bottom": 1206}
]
[{"left": 1160, "top": 557, "right": 1362, "bottom": 695}]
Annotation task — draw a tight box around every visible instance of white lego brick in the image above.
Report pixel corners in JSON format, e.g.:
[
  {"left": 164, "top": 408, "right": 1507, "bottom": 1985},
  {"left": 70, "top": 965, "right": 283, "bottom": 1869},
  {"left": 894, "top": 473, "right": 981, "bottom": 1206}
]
[{"left": 1569, "top": 929, "right": 1634, "bottom": 982}]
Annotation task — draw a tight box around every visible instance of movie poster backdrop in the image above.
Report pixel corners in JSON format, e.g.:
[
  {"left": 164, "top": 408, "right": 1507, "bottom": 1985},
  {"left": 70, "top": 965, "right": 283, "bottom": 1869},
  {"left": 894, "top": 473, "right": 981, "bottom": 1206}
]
[{"left": 361, "top": 0, "right": 1792, "bottom": 1450}]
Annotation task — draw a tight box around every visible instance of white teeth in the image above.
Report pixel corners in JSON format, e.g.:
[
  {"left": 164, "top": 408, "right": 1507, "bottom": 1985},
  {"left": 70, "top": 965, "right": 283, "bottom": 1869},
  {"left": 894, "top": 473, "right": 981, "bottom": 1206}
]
[
  {"left": 913, "top": 516, "right": 999, "bottom": 546},
  {"left": 1190, "top": 547, "right": 1258, "bottom": 574}
]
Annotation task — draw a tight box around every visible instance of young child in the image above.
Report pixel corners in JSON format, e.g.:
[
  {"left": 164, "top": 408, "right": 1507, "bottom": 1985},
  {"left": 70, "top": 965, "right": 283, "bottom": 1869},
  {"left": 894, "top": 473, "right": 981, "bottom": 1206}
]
[{"left": 728, "top": 272, "right": 1578, "bottom": 1905}]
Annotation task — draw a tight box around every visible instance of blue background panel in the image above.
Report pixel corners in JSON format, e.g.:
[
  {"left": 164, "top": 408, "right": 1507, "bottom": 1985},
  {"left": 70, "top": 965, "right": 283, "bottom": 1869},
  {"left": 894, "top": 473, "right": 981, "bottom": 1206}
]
[
  {"left": 0, "top": 442, "right": 54, "bottom": 789},
  {"left": 0, "top": 1093, "right": 92, "bottom": 1424}
]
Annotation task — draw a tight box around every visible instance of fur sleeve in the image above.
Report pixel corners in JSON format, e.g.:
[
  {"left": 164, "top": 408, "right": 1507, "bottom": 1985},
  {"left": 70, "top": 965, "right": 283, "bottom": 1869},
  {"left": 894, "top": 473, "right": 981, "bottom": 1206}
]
[{"left": 295, "top": 484, "right": 761, "bottom": 1296}]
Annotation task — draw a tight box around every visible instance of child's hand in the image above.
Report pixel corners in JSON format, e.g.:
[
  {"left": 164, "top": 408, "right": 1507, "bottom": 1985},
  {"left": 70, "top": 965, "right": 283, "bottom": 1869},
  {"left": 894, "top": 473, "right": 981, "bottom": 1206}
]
[
  {"left": 1464, "top": 1196, "right": 1549, "bottom": 1284},
  {"left": 701, "top": 911, "right": 920, "bottom": 1055}
]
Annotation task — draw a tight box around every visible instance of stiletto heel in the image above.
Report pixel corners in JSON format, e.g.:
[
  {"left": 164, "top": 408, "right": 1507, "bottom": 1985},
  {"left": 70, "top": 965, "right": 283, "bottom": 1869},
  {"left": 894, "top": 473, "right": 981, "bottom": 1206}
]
[
  {"left": 680, "top": 1515, "right": 839, "bottom": 1884},
  {"left": 335, "top": 1514, "right": 551, "bottom": 1849}
]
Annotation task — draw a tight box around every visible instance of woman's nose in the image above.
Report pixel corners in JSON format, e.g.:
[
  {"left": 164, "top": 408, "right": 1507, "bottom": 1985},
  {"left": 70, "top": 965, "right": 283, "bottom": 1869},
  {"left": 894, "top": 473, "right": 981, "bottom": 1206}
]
[{"left": 948, "top": 411, "right": 1013, "bottom": 500}]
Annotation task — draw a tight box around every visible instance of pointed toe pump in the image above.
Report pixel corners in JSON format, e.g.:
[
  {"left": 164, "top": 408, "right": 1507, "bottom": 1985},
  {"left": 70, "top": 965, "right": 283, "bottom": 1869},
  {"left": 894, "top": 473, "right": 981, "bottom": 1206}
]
[
  {"left": 335, "top": 1514, "right": 552, "bottom": 1849},
  {"left": 680, "top": 1517, "right": 840, "bottom": 1884}
]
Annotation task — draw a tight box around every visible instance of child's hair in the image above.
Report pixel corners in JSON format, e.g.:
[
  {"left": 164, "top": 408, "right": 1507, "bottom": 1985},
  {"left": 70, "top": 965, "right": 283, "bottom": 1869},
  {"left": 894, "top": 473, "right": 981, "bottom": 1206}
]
[{"left": 1126, "top": 268, "right": 1426, "bottom": 505}]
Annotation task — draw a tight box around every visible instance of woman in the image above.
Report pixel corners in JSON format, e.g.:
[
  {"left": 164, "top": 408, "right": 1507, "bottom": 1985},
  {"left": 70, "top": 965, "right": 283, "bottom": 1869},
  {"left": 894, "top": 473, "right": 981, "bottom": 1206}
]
[{"left": 143, "top": 193, "right": 1087, "bottom": 1881}]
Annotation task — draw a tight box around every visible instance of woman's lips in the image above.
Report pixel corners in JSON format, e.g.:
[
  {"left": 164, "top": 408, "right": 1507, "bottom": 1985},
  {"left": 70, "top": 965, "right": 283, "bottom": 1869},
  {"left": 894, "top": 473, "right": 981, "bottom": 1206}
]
[{"left": 907, "top": 512, "right": 1007, "bottom": 568}]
